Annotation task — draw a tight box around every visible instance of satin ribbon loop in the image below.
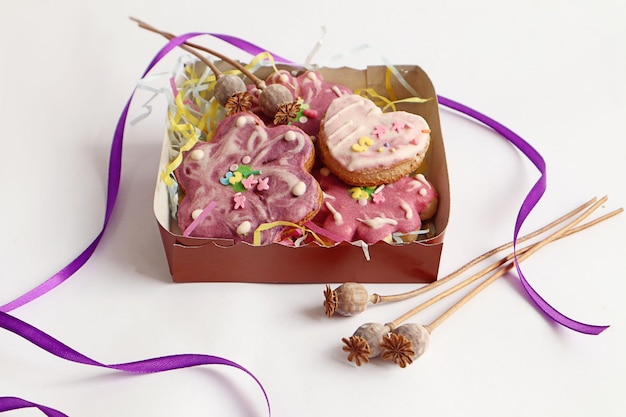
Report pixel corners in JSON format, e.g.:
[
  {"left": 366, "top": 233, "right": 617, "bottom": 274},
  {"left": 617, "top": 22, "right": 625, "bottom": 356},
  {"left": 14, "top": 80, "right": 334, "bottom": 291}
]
[
  {"left": 436, "top": 95, "right": 608, "bottom": 335},
  {"left": 0, "top": 397, "right": 67, "bottom": 417},
  {"left": 0, "top": 311, "right": 271, "bottom": 415},
  {"left": 2, "top": 31, "right": 275, "bottom": 417}
]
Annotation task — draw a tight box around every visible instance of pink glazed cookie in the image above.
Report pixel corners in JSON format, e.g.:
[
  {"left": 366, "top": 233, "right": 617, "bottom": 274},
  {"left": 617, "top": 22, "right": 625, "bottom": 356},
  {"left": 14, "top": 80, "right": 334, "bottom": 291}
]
[
  {"left": 249, "top": 70, "right": 352, "bottom": 137},
  {"left": 175, "top": 112, "right": 322, "bottom": 245},
  {"left": 312, "top": 167, "right": 438, "bottom": 244},
  {"left": 318, "top": 94, "right": 431, "bottom": 187}
]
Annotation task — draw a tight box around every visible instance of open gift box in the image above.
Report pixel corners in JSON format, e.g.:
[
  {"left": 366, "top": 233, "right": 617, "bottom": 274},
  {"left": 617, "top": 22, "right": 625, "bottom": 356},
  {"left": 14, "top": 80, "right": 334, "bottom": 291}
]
[{"left": 153, "top": 63, "right": 450, "bottom": 283}]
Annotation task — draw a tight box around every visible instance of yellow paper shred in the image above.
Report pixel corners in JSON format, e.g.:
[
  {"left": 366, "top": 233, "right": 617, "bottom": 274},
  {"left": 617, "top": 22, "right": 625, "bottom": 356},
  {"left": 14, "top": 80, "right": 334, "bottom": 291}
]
[
  {"left": 253, "top": 221, "right": 327, "bottom": 247},
  {"left": 385, "top": 67, "right": 398, "bottom": 102},
  {"left": 247, "top": 52, "right": 280, "bottom": 75},
  {"left": 355, "top": 86, "right": 432, "bottom": 113}
]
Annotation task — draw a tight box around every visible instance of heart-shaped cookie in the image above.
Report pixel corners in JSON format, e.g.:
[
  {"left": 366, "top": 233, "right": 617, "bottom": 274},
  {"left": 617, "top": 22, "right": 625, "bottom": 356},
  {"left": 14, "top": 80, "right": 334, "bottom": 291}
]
[
  {"left": 318, "top": 94, "right": 431, "bottom": 186},
  {"left": 312, "top": 167, "right": 438, "bottom": 244}
]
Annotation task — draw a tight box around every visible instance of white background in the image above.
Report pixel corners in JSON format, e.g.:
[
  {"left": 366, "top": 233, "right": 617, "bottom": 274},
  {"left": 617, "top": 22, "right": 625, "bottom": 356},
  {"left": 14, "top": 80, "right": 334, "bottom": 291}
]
[{"left": 1, "top": 1, "right": 625, "bottom": 416}]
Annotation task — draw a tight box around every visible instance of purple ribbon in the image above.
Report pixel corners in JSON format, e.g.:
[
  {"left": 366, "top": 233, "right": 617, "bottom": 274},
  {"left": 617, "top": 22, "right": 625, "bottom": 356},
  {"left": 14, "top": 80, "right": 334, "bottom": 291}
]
[
  {"left": 1, "top": 31, "right": 241, "bottom": 313},
  {"left": 0, "top": 311, "right": 270, "bottom": 415},
  {"left": 0, "top": 397, "right": 67, "bottom": 417},
  {"left": 437, "top": 96, "right": 608, "bottom": 334},
  {"left": 1, "top": 32, "right": 272, "bottom": 416}
]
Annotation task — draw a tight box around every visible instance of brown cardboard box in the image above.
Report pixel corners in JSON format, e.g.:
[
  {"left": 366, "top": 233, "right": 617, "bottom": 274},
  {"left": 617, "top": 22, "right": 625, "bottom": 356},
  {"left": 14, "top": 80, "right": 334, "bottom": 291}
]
[{"left": 153, "top": 64, "right": 449, "bottom": 283}]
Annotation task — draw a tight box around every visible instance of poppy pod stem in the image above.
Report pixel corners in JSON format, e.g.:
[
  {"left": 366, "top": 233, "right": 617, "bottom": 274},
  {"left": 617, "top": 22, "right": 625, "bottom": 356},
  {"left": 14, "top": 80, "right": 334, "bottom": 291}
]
[
  {"left": 326, "top": 196, "right": 618, "bottom": 319},
  {"left": 131, "top": 18, "right": 296, "bottom": 118},
  {"left": 340, "top": 196, "right": 622, "bottom": 367}
]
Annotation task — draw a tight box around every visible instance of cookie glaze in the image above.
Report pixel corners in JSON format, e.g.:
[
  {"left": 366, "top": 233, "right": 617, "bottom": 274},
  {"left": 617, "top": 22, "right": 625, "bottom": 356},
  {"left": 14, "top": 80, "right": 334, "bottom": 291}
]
[
  {"left": 319, "top": 94, "right": 431, "bottom": 185},
  {"left": 175, "top": 113, "right": 322, "bottom": 244},
  {"left": 312, "top": 168, "right": 438, "bottom": 244}
]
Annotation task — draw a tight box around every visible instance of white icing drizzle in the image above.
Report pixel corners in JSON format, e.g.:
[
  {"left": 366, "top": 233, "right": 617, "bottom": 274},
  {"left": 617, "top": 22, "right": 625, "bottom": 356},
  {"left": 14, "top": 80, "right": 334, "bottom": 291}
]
[
  {"left": 322, "top": 191, "right": 335, "bottom": 200},
  {"left": 357, "top": 216, "right": 398, "bottom": 229},
  {"left": 243, "top": 126, "right": 306, "bottom": 165},
  {"left": 365, "top": 106, "right": 380, "bottom": 118},
  {"left": 400, "top": 201, "right": 413, "bottom": 219},
  {"left": 324, "top": 99, "right": 364, "bottom": 130},
  {"left": 419, "top": 188, "right": 427, "bottom": 196},
  {"left": 406, "top": 180, "right": 423, "bottom": 193},
  {"left": 415, "top": 173, "right": 431, "bottom": 188},
  {"left": 327, "top": 120, "right": 359, "bottom": 151},
  {"left": 247, "top": 126, "right": 265, "bottom": 150},
  {"left": 237, "top": 221, "right": 252, "bottom": 235},
  {"left": 331, "top": 85, "right": 343, "bottom": 97},
  {"left": 301, "top": 71, "right": 322, "bottom": 103},
  {"left": 359, "top": 240, "right": 371, "bottom": 261},
  {"left": 283, "top": 130, "right": 306, "bottom": 154},
  {"left": 325, "top": 201, "right": 343, "bottom": 225}
]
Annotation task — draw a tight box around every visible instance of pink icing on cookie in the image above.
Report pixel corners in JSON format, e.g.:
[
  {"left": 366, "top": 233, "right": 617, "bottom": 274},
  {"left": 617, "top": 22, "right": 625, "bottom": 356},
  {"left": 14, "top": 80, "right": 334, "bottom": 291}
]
[
  {"left": 312, "top": 168, "right": 438, "bottom": 244},
  {"left": 175, "top": 113, "right": 321, "bottom": 244},
  {"left": 320, "top": 94, "right": 431, "bottom": 172},
  {"left": 249, "top": 70, "right": 351, "bottom": 137}
]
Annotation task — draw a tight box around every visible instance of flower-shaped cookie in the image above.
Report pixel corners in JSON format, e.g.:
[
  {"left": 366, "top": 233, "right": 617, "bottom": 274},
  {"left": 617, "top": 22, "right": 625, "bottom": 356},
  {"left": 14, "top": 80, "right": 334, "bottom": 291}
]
[
  {"left": 175, "top": 113, "right": 322, "bottom": 244},
  {"left": 312, "top": 167, "right": 438, "bottom": 244}
]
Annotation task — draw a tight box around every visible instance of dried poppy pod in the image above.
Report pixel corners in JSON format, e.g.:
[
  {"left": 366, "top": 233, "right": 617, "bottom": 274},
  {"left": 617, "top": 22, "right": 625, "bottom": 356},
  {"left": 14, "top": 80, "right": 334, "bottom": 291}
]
[
  {"left": 381, "top": 323, "right": 430, "bottom": 368},
  {"left": 324, "top": 283, "right": 378, "bottom": 317},
  {"left": 342, "top": 322, "right": 390, "bottom": 366},
  {"left": 213, "top": 74, "right": 247, "bottom": 107},
  {"left": 258, "top": 83, "right": 294, "bottom": 119},
  {"left": 132, "top": 19, "right": 295, "bottom": 120}
]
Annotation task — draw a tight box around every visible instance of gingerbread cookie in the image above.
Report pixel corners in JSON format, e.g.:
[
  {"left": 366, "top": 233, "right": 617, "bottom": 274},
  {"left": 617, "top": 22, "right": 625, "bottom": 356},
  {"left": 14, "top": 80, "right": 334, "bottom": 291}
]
[
  {"left": 312, "top": 167, "right": 438, "bottom": 244},
  {"left": 175, "top": 113, "right": 322, "bottom": 244},
  {"left": 318, "top": 94, "right": 431, "bottom": 187}
]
